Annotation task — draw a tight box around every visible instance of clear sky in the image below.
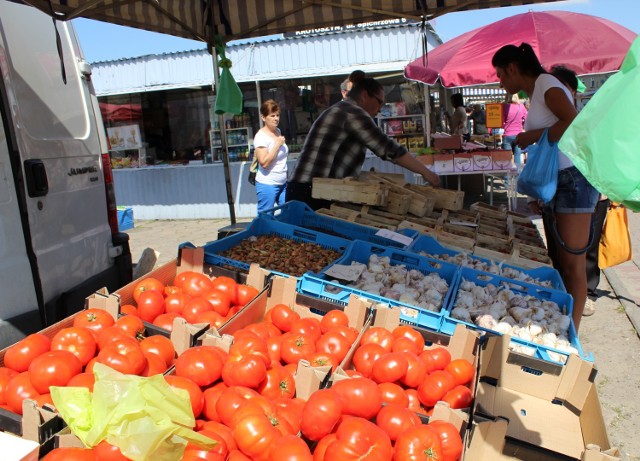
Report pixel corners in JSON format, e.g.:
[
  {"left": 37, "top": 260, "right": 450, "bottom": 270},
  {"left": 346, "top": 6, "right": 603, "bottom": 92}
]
[{"left": 73, "top": 0, "right": 639, "bottom": 63}]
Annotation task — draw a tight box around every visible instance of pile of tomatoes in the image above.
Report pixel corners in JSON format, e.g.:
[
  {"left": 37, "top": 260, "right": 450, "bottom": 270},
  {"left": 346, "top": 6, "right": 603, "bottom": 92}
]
[
  {"left": 4, "top": 272, "right": 473, "bottom": 461},
  {"left": 125, "top": 272, "right": 260, "bottom": 331}
]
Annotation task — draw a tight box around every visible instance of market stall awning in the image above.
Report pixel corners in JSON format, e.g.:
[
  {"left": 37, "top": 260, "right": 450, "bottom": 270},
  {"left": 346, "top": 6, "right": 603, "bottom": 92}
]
[
  {"left": 405, "top": 10, "right": 638, "bottom": 87},
  {"left": 16, "top": 0, "right": 564, "bottom": 42}
]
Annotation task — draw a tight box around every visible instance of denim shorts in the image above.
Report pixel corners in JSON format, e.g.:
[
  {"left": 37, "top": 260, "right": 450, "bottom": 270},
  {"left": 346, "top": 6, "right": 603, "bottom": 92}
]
[{"left": 550, "top": 166, "right": 599, "bottom": 214}]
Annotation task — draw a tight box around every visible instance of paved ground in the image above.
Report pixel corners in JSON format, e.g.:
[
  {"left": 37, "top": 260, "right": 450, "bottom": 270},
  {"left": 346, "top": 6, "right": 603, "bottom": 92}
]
[{"left": 124, "top": 192, "right": 640, "bottom": 460}]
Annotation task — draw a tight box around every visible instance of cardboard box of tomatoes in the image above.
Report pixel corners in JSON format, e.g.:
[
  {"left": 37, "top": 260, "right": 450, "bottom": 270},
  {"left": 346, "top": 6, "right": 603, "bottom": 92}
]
[
  {"left": 470, "top": 334, "right": 620, "bottom": 460},
  {"left": 196, "top": 274, "right": 376, "bottom": 400}
]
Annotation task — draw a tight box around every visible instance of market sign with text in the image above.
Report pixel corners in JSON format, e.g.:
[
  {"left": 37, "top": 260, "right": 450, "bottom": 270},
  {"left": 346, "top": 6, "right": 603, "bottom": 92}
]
[{"left": 285, "top": 18, "right": 419, "bottom": 37}]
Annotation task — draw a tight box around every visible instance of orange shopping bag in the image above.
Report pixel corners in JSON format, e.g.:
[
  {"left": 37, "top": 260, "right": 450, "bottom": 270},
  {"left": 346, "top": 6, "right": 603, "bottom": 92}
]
[{"left": 598, "top": 203, "right": 633, "bottom": 269}]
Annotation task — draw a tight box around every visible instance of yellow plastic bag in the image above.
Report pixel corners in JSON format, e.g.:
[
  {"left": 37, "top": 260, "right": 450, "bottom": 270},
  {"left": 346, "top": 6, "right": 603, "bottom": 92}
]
[
  {"left": 50, "top": 363, "right": 216, "bottom": 461},
  {"left": 598, "top": 203, "right": 633, "bottom": 269}
]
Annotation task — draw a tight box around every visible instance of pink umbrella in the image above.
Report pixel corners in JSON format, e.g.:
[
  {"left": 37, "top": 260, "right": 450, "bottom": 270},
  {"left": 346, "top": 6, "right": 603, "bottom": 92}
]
[{"left": 405, "top": 10, "right": 637, "bottom": 87}]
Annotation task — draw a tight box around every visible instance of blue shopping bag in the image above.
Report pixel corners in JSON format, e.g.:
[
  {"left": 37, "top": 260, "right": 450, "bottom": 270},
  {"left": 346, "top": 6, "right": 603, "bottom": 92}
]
[{"left": 517, "top": 128, "right": 558, "bottom": 204}]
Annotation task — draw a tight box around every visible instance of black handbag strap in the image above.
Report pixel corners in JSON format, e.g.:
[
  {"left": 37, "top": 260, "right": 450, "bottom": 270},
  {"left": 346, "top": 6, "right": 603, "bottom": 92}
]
[{"left": 550, "top": 213, "right": 595, "bottom": 255}]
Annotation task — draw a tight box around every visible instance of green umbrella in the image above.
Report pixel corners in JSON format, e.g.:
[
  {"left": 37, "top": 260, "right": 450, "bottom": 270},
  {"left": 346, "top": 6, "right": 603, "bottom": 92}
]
[
  {"left": 559, "top": 37, "right": 640, "bottom": 211},
  {"left": 213, "top": 41, "right": 243, "bottom": 115}
]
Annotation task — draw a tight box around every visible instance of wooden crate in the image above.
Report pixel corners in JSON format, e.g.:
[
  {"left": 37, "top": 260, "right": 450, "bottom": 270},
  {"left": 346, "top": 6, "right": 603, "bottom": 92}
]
[
  {"left": 397, "top": 220, "right": 439, "bottom": 237},
  {"left": 473, "top": 239, "right": 514, "bottom": 262},
  {"left": 470, "top": 201, "right": 507, "bottom": 219},
  {"left": 406, "top": 184, "right": 464, "bottom": 211},
  {"left": 510, "top": 243, "right": 553, "bottom": 268},
  {"left": 380, "top": 188, "right": 411, "bottom": 215},
  {"left": 368, "top": 173, "right": 433, "bottom": 217},
  {"left": 312, "top": 177, "right": 388, "bottom": 206}
]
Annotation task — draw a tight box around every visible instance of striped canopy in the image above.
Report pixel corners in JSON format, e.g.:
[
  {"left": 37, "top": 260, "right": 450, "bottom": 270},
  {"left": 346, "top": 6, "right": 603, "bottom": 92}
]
[{"left": 16, "top": 0, "right": 563, "bottom": 42}]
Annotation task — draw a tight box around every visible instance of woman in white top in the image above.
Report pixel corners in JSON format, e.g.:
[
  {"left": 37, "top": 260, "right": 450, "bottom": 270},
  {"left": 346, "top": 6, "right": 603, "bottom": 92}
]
[
  {"left": 254, "top": 99, "right": 289, "bottom": 213},
  {"left": 492, "top": 43, "right": 599, "bottom": 331}
]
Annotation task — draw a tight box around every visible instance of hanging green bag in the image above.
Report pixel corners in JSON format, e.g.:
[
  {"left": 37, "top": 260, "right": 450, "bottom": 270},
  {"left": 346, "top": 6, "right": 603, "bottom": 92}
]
[{"left": 559, "top": 37, "right": 640, "bottom": 211}]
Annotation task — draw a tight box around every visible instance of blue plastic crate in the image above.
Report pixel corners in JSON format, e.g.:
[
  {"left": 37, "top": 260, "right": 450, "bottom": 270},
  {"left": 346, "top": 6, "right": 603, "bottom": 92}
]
[
  {"left": 117, "top": 207, "right": 134, "bottom": 231},
  {"left": 307, "top": 240, "right": 460, "bottom": 330},
  {"left": 260, "top": 201, "right": 418, "bottom": 249},
  {"left": 407, "top": 234, "right": 565, "bottom": 292},
  {"left": 441, "top": 267, "right": 589, "bottom": 365},
  {"left": 299, "top": 274, "right": 446, "bottom": 332},
  {"left": 202, "top": 217, "right": 351, "bottom": 277}
]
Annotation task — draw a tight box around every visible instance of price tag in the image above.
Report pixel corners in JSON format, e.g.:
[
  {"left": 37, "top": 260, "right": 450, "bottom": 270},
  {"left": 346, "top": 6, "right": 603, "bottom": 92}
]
[
  {"left": 375, "top": 229, "right": 415, "bottom": 246},
  {"left": 324, "top": 263, "right": 366, "bottom": 282},
  {"left": 486, "top": 103, "right": 503, "bottom": 129}
]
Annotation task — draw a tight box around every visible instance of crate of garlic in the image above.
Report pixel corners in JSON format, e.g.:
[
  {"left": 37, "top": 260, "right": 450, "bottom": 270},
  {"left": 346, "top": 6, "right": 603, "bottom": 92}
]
[
  {"left": 440, "top": 267, "right": 588, "bottom": 365},
  {"left": 311, "top": 240, "right": 460, "bottom": 330},
  {"left": 407, "top": 234, "right": 565, "bottom": 292}
]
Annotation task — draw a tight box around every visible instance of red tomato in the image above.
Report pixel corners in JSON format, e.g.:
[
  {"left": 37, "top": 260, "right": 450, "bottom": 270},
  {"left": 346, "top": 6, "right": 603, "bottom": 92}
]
[
  {"left": 182, "top": 297, "right": 216, "bottom": 324},
  {"left": 152, "top": 312, "right": 182, "bottom": 331},
  {"left": 232, "top": 405, "right": 282, "bottom": 459},
  {"left": 210, "top": 276, "right": 238, "bottom": 304},
  {"left": 420, "top": 347, "right": 452, "bottom": 373},
  {"left": 215, "top": 386, "right": 260, "bottom": 426},
  {"left": 319, "top": 309, "right": 349, "bottom": 333},
  {"left": 141, "top": 352, "right": 168, "bottom": 377},
  {"left": 268, "top": 434, "right": 312, "bottom": 461},
  {"left": 165, "top": 375, "right": 205, "bottom": 418},
  {"left": 289, "top": 318, "right": 322, "bottom": 343},
  {"left": 378, "top": 382, "right": 409, "bottom": 407},
  {"left": 41, "top": 447, "right": 96, "bottom": 461},
  {"left": 257, "top": 364, "right": 295, "bottom": 400},
  {"left": 202, "top": 382, "right": 229, "bottom": 422},
  {"left": 236, "top": 284, "right": 259, "bottom": 307},
  {"left": 315, "top": 330, "right": 351, "bottom": 363},
  {"left": 360, "top": 327, "right": 394, "bottom": 352},
  {"left": 199, "top": 419, "right": 236, "bottom": 451},
  {"left": 393, "top": 424, "right": 443, "bottom": 461},
  {"left": 269, "top": 304, "right": 300, "bottom": 333},
  {"left": 73, "top": 308, "right": 115, "bottom": 340},
  {"left": 307, "top": 352, "right": 338, "bottom": 371},
  {"left": 5, "top": 372, "right": 40, "bottom": 414},
  {"left": 429, "top": 420, "right": 464, "bottom": 461},
  {"left": 312, "top": 434, "right": 337, "bottom": 461},
  {"left": 322, "top": 416, "right": 392, "bottom": 461},
  {"left": 67, "top": 372, "right": 95, "bottom": 392},
  {"left": 195, "top": 310, "right": 226, "bottom": 330},
  {"left": 50, "top": 327, "right": 97, "bottom": 366},
  {"left": 375, "top": 404, "right": 421, "bottom": 441},
  {"left": 132, "top": 277, "right": 165, "bottom": 304},
  {"left": 445, "top": 358, "right": 475, "bottom": 386},
  {"left": 140, "top": 335, "right": 176, "bottom": 367},
  {"left": 113, "top": 316, "right": 145, "bottom": 340},
  {"left": 184, "top": 429, "right": 228, "bottom": 461},
  {"left": 442, "top": 385, "right": 473, "bottom": 410},
  {"left": 96, "top": 336, "right": 147, "bottom": 375},
  {"left": 92, "top": 440, "right": 130, "bottom": 461},
  {"left": 279, "top": 332, "right": 316, "bottom": 365},
  {"left": 331, "top": 377, "right": 382, "bottom": 420},
  {"left": 119, "top": 304, "right": 138, "bottom": 316},
  {"left": 164, "top": 292, "right": 192, "bottom": 315},
  {"left": 300, "top": 388, "right": 342, "bottom": 441},
  {"left": 0, "top": 367, "right": 19, "bottom": 405},
  {"left": 222, "top": 355, "right": 267, "bottom": 389},
  {"left": 273, "top": 397, "right": 306, "bottom": 435},
  {"left": 202, "top": 289, "right": 232, "bottom": 317},
  {"left": 399, "top": 351, "right": 428, "bottom": 389},
  {"left": 371, "top": 352, "right": 409, "bottom": 384},
  {"left": 175, "top": 346, "right": 224, "bottom": 387},
  {"left": 174, "top": 271, "right": 213, "bottom": 298},
  {"left": 266, "top": 336, "right": 282, "bottom": 365},
  {"left": 332, "top": 325, "right": 360, "bottom": 345},
  {"left": 418, "top": 370, "right": 456, "bottom": 408},
  {"left": 29, "top": 350, "right": 83, "bottom": 394},
  {"left": 136, "top": 290, "right": 165, "bottom": 323},
  {"left": 406, "top": 389, "right": 426, "bottom": 415},
  {"left": 3, "top": 333, "right": 51, "bottom": 372},
  {"left": 392, "top": 325, "right": 426, "bottom": 353},
  {"left": 227, "top": 450, "right": 252, "bottom": 461},
  {"left": 351, "top": 342, "right": 386, "bottom": 378}
]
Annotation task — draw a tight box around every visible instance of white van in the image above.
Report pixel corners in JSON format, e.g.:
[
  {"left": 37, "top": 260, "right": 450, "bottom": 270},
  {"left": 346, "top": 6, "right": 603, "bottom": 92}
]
[{"left": 0, "top": 1, "right": 132, "bottom": 348}]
